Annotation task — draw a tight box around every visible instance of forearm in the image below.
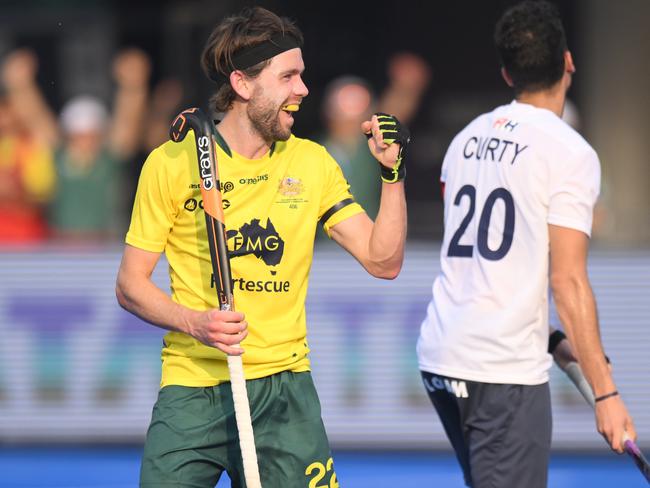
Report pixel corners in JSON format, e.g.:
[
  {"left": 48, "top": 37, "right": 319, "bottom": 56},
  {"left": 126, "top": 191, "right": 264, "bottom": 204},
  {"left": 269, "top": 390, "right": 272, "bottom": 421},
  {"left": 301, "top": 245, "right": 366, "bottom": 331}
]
[
  {"left": 7, "top": 82, "right": 59, "bottom": 147},
  {"left": 367, "top": 181, "right": 407, "bottom": 278},
  {"left": 379, "top": 85, "right": 420, "bottom": 124},
  {"left": 109, "top": 86, "right": 148, "bottom": 158},
  {"left": 552, "top": 274, "right": 615, "bottom": 396},
  {"left": 116, "top": 272, "right": 195, "bottom": 335},
  {"left": 332, "top": 113, "right": 408, "bottom": 278}
]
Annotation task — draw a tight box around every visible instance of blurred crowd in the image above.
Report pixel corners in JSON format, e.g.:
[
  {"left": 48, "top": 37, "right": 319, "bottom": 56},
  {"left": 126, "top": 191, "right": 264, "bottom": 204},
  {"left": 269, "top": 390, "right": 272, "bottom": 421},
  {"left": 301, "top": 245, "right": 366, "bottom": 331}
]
[
  {"left": 319, "top": 53, "right": 431, "bottom": 221},
  {"left": 0, "top": 46, "right": 431, "bottom": 247},
  {"left": 0, "top": 47, "right": 184, "bottom": 246}
]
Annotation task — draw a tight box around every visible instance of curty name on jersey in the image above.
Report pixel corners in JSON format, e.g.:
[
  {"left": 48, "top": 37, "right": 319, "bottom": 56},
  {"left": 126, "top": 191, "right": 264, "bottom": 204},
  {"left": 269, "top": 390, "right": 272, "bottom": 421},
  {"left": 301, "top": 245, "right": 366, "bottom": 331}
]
[
  {"left": 463, "top": 136, "right": 528, "bottom": 165},
  {"left": 198, "top": 136, "right": 214, "bottom": 190},
  {"left": 422, "top": 375, "right": 469, "bottom": 398}
]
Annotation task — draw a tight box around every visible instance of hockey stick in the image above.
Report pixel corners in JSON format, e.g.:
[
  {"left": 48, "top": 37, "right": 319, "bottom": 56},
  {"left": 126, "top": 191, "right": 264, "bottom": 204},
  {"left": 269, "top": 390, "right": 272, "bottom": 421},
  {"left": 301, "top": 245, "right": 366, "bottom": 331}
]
[
  {"left": 563, "top": 361, "right": 650, "bottom": 484},
  {"left": 170, "top": 108, "right": 262, "bottom": 488}
]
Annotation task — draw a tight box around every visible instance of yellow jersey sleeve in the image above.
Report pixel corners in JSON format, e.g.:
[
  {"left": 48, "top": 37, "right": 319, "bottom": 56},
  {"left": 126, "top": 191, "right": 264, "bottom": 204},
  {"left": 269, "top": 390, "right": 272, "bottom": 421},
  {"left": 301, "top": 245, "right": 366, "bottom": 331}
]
[
  {"left": 126, "top": 147, "right": 176, "bottom": 252},
  {"left": 318, "top": 148, "right": 364, "bottom": 236}
]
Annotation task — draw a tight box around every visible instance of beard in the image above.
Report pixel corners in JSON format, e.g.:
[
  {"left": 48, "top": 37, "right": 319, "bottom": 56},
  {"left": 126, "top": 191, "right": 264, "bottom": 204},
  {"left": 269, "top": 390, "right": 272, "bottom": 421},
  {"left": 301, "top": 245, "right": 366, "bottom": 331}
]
[{"left": 247, "top": 86, "right": 291, "bottom": 142}]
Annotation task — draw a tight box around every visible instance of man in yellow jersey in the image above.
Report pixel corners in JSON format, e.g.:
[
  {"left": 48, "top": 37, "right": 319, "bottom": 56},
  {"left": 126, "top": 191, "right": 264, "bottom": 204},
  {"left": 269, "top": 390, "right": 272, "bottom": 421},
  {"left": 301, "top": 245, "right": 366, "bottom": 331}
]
[{"left": 116, "top": 7, "right": 408, "bottom": 488}]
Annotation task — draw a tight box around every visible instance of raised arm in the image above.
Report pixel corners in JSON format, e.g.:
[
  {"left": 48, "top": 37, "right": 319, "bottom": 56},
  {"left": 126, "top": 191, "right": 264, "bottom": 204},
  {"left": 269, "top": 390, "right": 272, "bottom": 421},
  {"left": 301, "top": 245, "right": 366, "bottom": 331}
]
[
  {"left": 143, "top": 78, "right": 184, "bottom": 152},
  {"left": 108, "top": 49, "right": 151, "bottom": 159},
  {"left": 116, "top": 244, "right": 247, "bottom": 355},
  {"left": 549, "top": 224, "right": 635, "bottom": 452},
  {"left": 1, "top": 49, "right": 60, "bottom": 147},
  {"left": 378, "top": 52, "right": 431, "bottom": 124},
  {"left": 329, "top": 114, "right": 407, "bottom": 279}
]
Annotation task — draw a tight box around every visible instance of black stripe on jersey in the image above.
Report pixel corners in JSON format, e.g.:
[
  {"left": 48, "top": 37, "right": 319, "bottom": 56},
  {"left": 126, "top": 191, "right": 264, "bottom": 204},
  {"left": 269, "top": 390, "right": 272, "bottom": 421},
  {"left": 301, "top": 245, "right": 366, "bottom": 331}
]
[{"left": 320, "top": 198, "right": 356, "bottom": 227}]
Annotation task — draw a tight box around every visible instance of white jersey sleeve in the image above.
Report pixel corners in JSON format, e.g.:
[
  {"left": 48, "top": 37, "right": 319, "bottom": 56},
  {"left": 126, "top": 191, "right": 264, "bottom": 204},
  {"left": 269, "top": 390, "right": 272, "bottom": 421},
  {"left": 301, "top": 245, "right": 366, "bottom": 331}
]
[{"left": 548, "top": 148, "right": 601, "bottom": 236}]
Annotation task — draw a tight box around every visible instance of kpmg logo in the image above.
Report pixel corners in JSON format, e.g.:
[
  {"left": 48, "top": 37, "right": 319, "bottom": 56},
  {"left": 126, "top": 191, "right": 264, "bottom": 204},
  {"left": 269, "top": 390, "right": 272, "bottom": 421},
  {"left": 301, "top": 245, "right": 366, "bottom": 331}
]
[
  {"left": 227, "top": 218, "right": 284, "bottom": 267},
  {"left": 206, "top": 218, "right": 290, "bottom": 293},
  {"left": 197, "top": 136, "right": 214, "bottom": 190}
]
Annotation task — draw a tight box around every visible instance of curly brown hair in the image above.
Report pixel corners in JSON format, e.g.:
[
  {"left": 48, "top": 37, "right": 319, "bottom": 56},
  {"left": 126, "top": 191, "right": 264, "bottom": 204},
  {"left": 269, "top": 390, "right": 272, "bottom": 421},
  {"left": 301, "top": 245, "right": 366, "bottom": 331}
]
[{"left": 201, "top": 7, "right": 303, "bottom": 113}]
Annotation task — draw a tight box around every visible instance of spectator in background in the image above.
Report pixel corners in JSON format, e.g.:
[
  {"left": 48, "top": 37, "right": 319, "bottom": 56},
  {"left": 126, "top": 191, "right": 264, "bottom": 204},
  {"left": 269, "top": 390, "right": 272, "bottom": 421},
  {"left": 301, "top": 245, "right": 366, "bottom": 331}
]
[
  {"left": 142, "top": 78, "right": 184, "bottom": 153},
  {"left": 9, "top": 48, "right": 151, "bottom": 242},
  {"left": 320, "top": 52, "right": 430, "bottom": 220},
  {"left": 318, "top": 54, "right": 430, "bottom": 406},
  {"left": 123, "top": 77, "right": 184, "bottom": 207},
  {"left": 321, "top": 76, "right": 377, "bottom": 217},
  {"left": 0, "top": 50, "right": 56, "bottom": 244}
]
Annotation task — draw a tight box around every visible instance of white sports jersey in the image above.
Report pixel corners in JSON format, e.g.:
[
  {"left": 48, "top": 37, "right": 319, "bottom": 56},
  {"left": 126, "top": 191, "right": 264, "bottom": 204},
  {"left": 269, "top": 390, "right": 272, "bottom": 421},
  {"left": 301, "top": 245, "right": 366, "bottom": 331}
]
[{"left": 417, "top": 100, "right": 600, "bottom": 385}]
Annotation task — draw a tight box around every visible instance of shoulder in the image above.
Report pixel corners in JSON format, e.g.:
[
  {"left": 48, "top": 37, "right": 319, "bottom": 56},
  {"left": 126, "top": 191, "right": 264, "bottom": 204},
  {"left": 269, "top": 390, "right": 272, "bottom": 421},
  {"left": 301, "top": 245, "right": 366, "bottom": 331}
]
[
  {"left": 510, "top": 106, "right": 596, "bottom": 162},
  {"left": 528, "top": 113, "right": 600, "bottom": 186},
  {"left": 155, "top": 136, "right": 196, "bottom": 162},
  {"left": 539, "top": 113, "right": 594, "bottom": 153},
  {"left": 274, "top": 135, "right": 337, "bottom": 171},
  {"left": 145, "top": 137, "right": 194, "bottom": 171}
]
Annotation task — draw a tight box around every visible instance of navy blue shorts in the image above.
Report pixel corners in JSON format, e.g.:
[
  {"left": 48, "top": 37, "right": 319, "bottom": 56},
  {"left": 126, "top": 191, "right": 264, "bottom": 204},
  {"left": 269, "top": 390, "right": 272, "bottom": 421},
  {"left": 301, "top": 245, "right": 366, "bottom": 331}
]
[{"left": 421, "top": 371, "right": 551, "bottom": 488}]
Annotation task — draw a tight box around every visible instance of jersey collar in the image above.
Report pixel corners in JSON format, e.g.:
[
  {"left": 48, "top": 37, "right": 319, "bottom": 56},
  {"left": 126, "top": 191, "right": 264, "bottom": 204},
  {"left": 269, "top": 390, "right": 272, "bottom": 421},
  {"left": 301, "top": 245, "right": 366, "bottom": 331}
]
[{"left": 213, "top": 123, "right": 277, "bottom": 159}]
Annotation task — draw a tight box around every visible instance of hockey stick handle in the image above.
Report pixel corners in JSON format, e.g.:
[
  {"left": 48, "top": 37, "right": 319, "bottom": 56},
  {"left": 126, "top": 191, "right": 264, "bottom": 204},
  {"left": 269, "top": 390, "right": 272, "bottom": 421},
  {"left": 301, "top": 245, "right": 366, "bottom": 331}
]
[
  {"left": 563, "top": 361, "right": 595, "bottom": 405},
  {"left": 170, "top": 108, "right": 234, "bottom": 311},
  {"left": 563, "top": 362, "right": 650, "bottom": 483},
  {"left": 170, "top": 108, "right": 262, "bottom": 487}
]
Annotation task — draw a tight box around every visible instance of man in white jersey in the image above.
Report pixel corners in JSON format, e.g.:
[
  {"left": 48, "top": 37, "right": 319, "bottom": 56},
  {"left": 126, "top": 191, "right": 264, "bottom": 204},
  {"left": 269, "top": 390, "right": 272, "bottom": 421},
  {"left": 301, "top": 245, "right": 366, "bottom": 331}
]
[{"left": 417, "top": 2, "right": 636, "bottom": 487}]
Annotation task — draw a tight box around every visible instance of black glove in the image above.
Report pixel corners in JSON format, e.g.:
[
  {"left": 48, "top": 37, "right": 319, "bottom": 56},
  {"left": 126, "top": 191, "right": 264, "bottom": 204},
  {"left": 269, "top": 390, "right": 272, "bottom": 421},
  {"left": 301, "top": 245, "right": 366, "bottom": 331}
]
[{"left": 367, "top": 112, "right": 410, "bottom": 183}]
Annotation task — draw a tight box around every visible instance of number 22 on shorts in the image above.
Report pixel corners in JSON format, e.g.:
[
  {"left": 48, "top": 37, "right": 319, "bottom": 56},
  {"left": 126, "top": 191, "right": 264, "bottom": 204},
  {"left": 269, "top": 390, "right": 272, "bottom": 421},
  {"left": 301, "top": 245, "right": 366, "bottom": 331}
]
[{"left": 305, "top": 457, "right": 339, "bottom": 488}]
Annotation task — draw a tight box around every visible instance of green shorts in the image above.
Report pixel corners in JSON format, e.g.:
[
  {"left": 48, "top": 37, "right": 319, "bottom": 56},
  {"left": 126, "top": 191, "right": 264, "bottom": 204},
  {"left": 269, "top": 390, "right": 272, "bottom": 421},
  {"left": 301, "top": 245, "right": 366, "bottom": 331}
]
[{"left": 140, "top": 371, "right": 338, "bottom": 488}]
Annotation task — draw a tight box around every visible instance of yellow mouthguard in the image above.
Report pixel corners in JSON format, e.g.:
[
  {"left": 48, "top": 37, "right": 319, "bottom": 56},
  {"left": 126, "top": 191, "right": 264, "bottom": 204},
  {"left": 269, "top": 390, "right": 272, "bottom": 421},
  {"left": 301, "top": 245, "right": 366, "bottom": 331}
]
[{"left": 282, "top": 104, "right": 300, "bottom": 112}]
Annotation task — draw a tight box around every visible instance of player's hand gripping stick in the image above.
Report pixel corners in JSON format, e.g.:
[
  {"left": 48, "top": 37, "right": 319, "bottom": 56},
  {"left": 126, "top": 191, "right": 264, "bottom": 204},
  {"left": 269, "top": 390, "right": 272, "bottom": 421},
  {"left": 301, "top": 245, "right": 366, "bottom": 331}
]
[{"left": 562, "top": 361, "right": 650, "bottom": 484}]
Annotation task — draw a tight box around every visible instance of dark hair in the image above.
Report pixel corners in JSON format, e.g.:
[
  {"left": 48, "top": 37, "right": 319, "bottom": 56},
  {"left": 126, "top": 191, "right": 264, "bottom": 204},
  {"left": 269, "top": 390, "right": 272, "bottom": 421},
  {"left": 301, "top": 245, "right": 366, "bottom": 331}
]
[
  {"left": 201, "top": 7, "right": 303, "bottom": 113},
  {"left": 494, "top": 0, "right": 567, "bottom": 94}
]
